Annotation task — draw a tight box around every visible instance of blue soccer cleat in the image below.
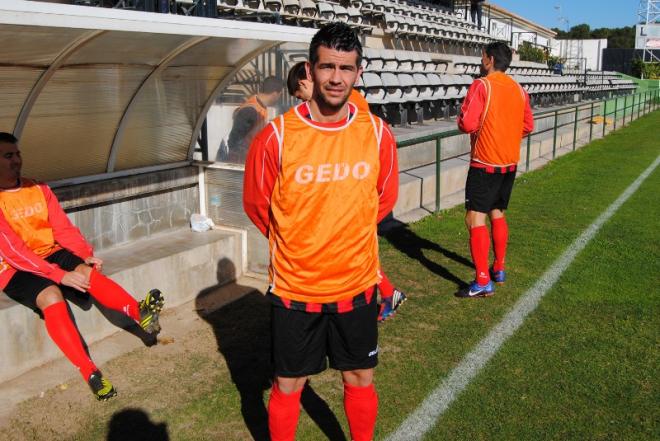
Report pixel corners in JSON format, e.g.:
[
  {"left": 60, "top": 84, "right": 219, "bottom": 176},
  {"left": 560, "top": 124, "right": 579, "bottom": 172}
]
[
  {"left": 490, "top": 268, "right": 506, "bottom": 284},
  {"left": 378, "top": 289, "right": 407, "bottom": 322},
  {"left": 456, "top": 280, "right": 495, "bottom": 298}
]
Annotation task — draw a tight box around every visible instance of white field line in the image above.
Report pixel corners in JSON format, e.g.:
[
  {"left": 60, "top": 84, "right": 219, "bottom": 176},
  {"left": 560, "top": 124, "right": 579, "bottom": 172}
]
[{"left": 385, "top": 154, "right": 660, "bottom": 441}]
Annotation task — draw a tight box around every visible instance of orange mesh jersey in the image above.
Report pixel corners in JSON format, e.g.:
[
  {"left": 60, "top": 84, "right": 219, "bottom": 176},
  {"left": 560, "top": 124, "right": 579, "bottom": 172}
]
[
  {"left": 350, "top": 89, "right": 370, "bottom": 113},
  {"left": 0, "top": 179, "right": 60, "bottom": 259},
  {"left": 0, "top": 179, "right": 93, "bottom": 288},
  {"left": 458, "top": 71, "right": 534, "bottom": 166},
  {"left": 243, "top": 102, "right": 399, "bottom": 304},
  {"left": 235, "top": 95, "right": 269, "bottom": 138}
]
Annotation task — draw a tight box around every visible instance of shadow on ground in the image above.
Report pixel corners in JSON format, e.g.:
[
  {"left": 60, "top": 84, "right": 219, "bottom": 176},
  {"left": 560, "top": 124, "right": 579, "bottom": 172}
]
[
  {"left": 107, "top": 408, "right": 169, "bottom": 441},
  {"left": 380, "top": 218, "right": 471, "bottom": 290},
  {"left": 196, "top": 258, "right": 347, "bottom": 441}
]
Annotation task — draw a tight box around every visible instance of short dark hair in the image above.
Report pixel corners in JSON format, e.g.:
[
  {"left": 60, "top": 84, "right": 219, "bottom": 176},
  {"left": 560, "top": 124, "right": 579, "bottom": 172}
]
[
  {"left": 483, "top": 42, "right": 512, "bottom": 72},
  {"left": 309, "top": 22, "right": 362, "bottom": 68},
  {"left": 0, "top": 132, "right": 17, "bottom": 144},
  {"left": 287, "top": 61, "right": 308, "bottom": 96},
  {"left": 261, "top": 76, "right": 283, "bottom": 94}
]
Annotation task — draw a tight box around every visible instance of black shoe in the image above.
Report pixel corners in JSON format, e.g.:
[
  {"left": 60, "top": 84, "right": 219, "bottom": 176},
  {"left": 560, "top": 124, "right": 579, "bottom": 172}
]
[
  {"left": 139, "top": 289, "right": 164, "bottom": 334},
  {"left": 88, "top": 371, "right": 117, "bottom": 401}
]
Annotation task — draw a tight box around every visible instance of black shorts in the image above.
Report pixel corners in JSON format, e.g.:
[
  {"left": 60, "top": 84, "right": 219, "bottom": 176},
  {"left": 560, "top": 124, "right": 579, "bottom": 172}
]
[
  {"left": 4, "top": 249, "right": 85, "bottom": 313},
  {"left": 465, "top": 167, "right": 517, "bottom": 213},
  {"left": 271, "top": 288, "right": 379, "bottom": 377}
]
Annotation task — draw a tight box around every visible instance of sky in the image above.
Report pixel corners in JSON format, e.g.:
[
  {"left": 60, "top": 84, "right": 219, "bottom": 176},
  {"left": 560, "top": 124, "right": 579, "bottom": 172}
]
[{"left": 488, "top": 0, "right": 640, "bottom": 30}]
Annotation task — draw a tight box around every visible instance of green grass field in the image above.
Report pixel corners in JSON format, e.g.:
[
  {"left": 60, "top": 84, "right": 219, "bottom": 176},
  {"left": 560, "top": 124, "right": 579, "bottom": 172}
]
[{"left": 2, "top": 111, "right": 658, "bottom": 441}]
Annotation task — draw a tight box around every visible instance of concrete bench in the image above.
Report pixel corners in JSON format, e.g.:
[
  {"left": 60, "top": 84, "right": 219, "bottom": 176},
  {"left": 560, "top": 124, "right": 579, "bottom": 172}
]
[{"left": 0, "top": 227, "right": 244, "bottom": 384}]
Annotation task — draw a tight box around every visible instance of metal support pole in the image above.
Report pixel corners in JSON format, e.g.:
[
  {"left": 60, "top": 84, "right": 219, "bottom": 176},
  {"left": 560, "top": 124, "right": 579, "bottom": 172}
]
[
  {"left": 435, "top": 137, "right": 442, "bottom": 214},
  {"left": 602, "top": 99, "right": 607, "bottom": 138},
  {"left": 613, "top": 97, "right": 618, "bottom": 131},
  {"left": 623, "top": 95, "right": 627, "bottom": 126},
  {"left": 199, "top": 118, "right": 209, "bottom": 161},
  {"left": 552, "top": 110, "right": 558, "bottom": 159},
  {"left": 589, "top": 101, "right": 594, "bottom": 142},
  {"left": 572, "top": 105, "right": 579, "bottom": 151},
  {"left": 526, "top": 133, "right": 531, "bottom": 172},
  {"left": 644, "top": 91, "right": 648, "bottom": 115}
]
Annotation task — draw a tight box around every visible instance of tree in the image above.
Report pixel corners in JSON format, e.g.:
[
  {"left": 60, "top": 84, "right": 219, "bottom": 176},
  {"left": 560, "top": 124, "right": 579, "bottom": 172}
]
[
  {"left": 552, "top": 24, "right": 635, "bottom": 49},
  {"left": 518, "top": 41, "right": 546, "bottom": 63}
]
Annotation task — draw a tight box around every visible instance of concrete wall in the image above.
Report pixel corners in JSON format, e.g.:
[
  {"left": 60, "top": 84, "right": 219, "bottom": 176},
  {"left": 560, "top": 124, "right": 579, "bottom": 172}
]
[
  {"left": 551, "top": 39, "right": 608, "bottom": 71},
  {"left": 55, "top": 167, "right": 199, "bottom": 252}
]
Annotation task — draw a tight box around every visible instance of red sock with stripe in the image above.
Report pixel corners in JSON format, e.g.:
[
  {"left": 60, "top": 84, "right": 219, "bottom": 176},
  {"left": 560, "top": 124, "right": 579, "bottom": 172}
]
[
  {"left": 268, "top": 382, "right": 302, "bottom": 441},
  {"left": 469, "top": 225, "right": 491, "bottom": 285},
  {"left": 43, "top": 301, "right": 98, "bottom": 380},
  {"left": 88, "top": 270, "right": 140, "bottom": 322},
  {"left": 378, "top": 269, "right": 395, "bottom": 298},
  {"left": 344, "top": 382, "right": 378, "bottom": 441},
  {"left": 491, "top": 217, "right": 508, "bottom": 272}
]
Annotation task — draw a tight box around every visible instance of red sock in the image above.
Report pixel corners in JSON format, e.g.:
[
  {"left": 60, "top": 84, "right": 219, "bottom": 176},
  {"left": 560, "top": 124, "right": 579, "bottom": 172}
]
[
  {"left": 268, "top": 382, "right": 302, "bottom": 441},
  {"left": 469, "top": 225, "right": 491, "bottom": 285},
  {"left": 344, "top": 382, "right": 378, "bottom": 441},
  {"left": 491, "top": 217, "right": 508, "bottom": 272},
  {"left": 43, "top": 301, "right": 98, "bottom": 380},
  {"left": 88, "top": 270, "right": 140, "bottom": 322},
  {"left": 378, "top": 268, "right": 395, "bottom": 298}
]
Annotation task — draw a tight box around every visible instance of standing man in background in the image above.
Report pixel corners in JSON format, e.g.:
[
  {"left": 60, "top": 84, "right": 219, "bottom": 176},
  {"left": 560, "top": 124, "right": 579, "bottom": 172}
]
[
  {"left": 244, "top": 22, "right": 398, "bottom": 441},
  {"left": 471, "top": 0, "right": 486, "bottom": 30},
  {"left": 456, "top": 42, "right": 534, "bottom": 298}
]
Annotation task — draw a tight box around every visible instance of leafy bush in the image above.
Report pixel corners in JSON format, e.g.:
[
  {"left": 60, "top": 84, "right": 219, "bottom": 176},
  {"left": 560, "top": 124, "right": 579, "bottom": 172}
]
[{"left": 518, "top": 41, "right": 546, "bottom": 63}]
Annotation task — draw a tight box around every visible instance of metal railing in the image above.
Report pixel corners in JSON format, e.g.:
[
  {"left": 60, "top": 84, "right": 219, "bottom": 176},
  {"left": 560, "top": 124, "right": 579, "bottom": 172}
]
[{"left": 396, "top": 89, "right": 660, "bottom": 214}]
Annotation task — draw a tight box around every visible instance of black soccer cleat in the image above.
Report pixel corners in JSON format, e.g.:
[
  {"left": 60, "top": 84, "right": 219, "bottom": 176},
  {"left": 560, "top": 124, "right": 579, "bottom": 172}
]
[
  {"left": 138, "top": 289, "right": 164, "bottom": 335},
  {"left": 88, "top": 371, "right": 117, "bottom": 401}
]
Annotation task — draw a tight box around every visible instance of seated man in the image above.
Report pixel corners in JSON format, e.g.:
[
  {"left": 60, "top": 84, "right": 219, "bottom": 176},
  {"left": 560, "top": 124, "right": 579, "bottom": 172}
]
[{"left": 0, "top": 132, "right": 164, "bottom": 401}]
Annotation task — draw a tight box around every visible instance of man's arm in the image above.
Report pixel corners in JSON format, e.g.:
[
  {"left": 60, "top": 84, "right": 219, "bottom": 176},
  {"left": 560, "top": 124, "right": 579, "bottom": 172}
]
[
  {"left": 243, "top": 123, "right": 280, "bottom": 236},
  {"left": 0, "top": 210, "right": 66, "bottom": 283},
  {"left": 522, "top": 89, "right": 534, "bottom": 136},
  {"left": 457, "top": 79, "right": 487, "bottom": 134},
  {"left": 41, "top": 184, "right": 94, "bottom": 260},
  {"left": 376, "top": 121, "right": 399, "bottom": 223}
]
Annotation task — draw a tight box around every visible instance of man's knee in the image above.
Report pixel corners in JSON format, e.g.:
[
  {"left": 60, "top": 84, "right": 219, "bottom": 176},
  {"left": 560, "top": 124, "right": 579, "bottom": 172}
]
[
  {"left": 342, "top": 368, "right": 374, "bottom": 387},
  {"left": 466, "top": 210, "right": 487, "bottom": 229},
  {"left": 75, "top": 263, "right": 92, "bottom": 278},
  {"left": 36, "top": 286, "right": 65, "bottom": 311},
  {"left": 489, "top": 209, "right": 505, "bottom": 220},
  {"left": 274, "top": 376, "right": 307, "bottom": 394}
]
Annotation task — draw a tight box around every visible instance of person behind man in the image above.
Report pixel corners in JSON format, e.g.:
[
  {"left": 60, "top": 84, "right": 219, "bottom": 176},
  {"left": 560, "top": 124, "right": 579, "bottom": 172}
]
[
  {"left": 0, "top": 133, "right": 164, "bottom": 400},
  {"left": 244, "top": 23, "right": 398, "bottom": 441},
  {"left": 456, "top": 42, "right": 534, "bottom": 298},
  {"left": 224, "top": 76, "right": 283, "bottom": 163},
  {"left": 286, "top": 60, "right": 406, "bottom": 322},
  {"left": 470, "top": 0, "right": 486, "bottom": 30}
]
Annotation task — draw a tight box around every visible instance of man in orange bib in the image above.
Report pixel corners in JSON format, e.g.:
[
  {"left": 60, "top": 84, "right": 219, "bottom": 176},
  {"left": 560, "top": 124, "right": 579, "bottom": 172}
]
[
  {"left": 244, "top": 23, "right": 399, "bottom": 441},
  {"left": 0, "top": 132, "right": 164, "bottom": 401},
  {"left": 286, "top": 60, "right": 406, "bottom": 322},
  {"left": 456, "top": 42, "right": 534, "bottom": 297}
]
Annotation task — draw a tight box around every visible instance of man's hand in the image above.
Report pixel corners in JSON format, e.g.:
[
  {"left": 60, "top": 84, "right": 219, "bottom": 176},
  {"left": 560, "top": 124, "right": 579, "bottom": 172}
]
[
  {"left": 84, "top": 256, "right": 103, "bottom": 272},
  {"left": 61, "top": 271, "right": 90, "bottom": 292}
]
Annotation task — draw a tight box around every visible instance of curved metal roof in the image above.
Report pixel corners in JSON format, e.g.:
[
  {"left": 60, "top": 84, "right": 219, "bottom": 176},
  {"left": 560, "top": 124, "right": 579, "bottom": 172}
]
[{"left": 0, "top": 1, "right": 315, "bottom": 184}]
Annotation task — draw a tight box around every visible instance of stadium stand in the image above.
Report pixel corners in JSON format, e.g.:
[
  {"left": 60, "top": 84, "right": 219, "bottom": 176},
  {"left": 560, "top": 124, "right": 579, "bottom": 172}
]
[{"left": 5, "top": 1, "right": 643, "bottom": 386}]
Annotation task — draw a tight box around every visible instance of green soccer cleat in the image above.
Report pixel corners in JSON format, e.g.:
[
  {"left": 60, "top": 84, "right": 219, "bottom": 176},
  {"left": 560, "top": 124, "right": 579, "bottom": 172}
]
[
  {"left": 88, "top": 371, "right": 117, "bottom": 401},
  {"left": 138, "top": 289, "right": 164, "bottom": 335}
]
